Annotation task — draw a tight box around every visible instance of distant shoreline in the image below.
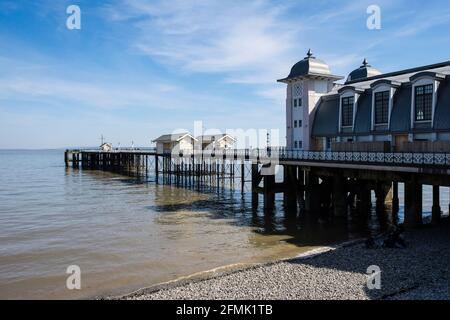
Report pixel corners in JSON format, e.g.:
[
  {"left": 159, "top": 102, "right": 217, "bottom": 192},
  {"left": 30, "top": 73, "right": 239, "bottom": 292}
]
[{"left": 112, "top": 221, "right": 450, "bottom": 300}]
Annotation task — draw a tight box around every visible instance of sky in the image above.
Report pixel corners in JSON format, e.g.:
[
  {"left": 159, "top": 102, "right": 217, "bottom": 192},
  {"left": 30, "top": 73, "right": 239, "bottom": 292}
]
[{"left": 1, "top": 0, "right": 450, "bottom": 149}]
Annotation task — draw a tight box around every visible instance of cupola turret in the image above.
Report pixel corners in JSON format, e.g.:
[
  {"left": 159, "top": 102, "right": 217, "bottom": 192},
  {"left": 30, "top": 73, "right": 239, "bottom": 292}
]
[{"left": 346, "top": 58, "right": 382, "bottom": 83}]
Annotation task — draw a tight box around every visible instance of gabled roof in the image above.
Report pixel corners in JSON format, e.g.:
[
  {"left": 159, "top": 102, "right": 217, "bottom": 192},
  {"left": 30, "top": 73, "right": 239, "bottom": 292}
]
[
  {"left": 197, "top": 134, "right": 236, "bottom": 143},
  {"left": 100, "top": 142, "right": 112, "bottom": 147},
  {"left": 152, "top": 133, "right": 197, "bottom": 143}
]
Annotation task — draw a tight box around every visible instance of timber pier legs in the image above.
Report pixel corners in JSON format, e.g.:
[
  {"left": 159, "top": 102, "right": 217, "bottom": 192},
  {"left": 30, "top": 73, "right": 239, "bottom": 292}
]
[
  {"left": 392, "top": 182, "right": 400, "bottom": 215},
  {"left": 155, "top": 155, "right": 159, "bottom": 183},
  {"left": 64, "top": 150, "right": 69, "bottom": 167},
  {"left": 262, "top": 164, "right": 276, "bottom": 211},
  {"left": 332, "top": 176, "right": 347, "bottom": 217},
  {"left": 356, "top": 181, "right": 371, "bottom": 215},
  {"left": 297, "top": 169, "right": 305, "bottom": 210},
  {"left": 404, "top": 181, "right": 423, "bottom": 228},
  {"left": 65, "top": 150, "right": 450, "bottom": 230},
  {"left": 374, "top": 181, "right": 392, "bottom": 228},
  {"left": 251, "top": 163, "right": 259, "bottom": 208},
  {"left": 305, "top": 171, "right": 320, "bottom": 213},
  {"left": 375, "top": 181, "right": 392, "bottom": 214},
  {"left": 432, "top": 185, "right": 441, "bottom": 225},
  {"left": 283, "top": 166, "right": 297, "bottom": 210}
]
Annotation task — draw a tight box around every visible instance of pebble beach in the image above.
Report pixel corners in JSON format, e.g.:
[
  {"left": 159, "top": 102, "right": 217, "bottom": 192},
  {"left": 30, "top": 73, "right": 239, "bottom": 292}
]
[{"left": 116, "top": 221, "right": 450, "bottom": 300}]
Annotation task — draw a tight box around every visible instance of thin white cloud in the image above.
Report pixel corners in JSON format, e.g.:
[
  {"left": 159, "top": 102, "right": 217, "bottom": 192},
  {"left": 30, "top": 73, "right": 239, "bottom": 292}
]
[
  {"left": 103, "top": 0, "right": 401, "bottom": 103},
  {"left": 105, "top": 0, "right": 301, "bottom": 87},
  {"left": 393, "top": 10, "right": 450, "bottom": 38}
]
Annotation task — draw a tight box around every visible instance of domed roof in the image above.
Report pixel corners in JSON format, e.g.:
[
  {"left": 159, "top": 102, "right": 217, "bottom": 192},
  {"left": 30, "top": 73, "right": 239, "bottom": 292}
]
[
  {"left": 277, "top": 49, "right": 344, "bottom": 83},
  {"left": 346, "top": 59, "right": 382, "bottom": 83},
  {"left": 287, "top": 49, "right": 332, "bottom": 78}
]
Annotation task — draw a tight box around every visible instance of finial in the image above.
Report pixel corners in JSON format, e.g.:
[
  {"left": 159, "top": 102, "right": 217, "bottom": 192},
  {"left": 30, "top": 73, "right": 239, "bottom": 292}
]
[
  {"left": 306, "top": 49, "right": 314, "bottom": 58},
  {"left": 362, "top": 58, "right": 370, "bottom": 67}
]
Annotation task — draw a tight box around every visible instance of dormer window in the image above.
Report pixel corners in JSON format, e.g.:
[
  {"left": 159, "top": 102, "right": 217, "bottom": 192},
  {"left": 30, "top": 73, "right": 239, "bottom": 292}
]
[
  {"left": 414, "top": 84, "right": 433, "bottom": 121},
  {"left": 370, "top": 80, "right": 399, "bottom": 130},
  {"left": 341, "top": 96, "right": 354, "bottom": 127},
  {"left": 374, "top": 91, "right": 389, "bottom": 124}
]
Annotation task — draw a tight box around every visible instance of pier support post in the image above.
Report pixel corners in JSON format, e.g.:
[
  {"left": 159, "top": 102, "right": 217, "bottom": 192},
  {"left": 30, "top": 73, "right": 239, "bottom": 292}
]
[
  {"left": 392, "top": 181, "right": 399, "bottom": 215},
  {"left": 375, "top": 181, "right": 391, "bottom": 214},
  {"left": 404, "top": 181, "right": 423, "bottom": 228},
  {"left": 305, "top": 171, "right": 320, "bottom": 213},
  {"left": 64, "top": 150, "right": 69, "bottom": 167},
  {"left": 297, "top": 168, "right": 305, "bottom": 210},
  {"left": 262, "top": 164, "right": 275, "bottom": 211},
  {"left": 155, "top": 155, "right": 159, "bottom": 183},
  {"left": 251, "top": 163, "right": 259, "bottom": 208},
  {"left": 283, "top": 165, "right": 297, "bottom": 209},
  {"left": 375, "top": 181, "right": 391, "bottom": 228},
  {"left": 432, "top": 185, "right": 441, "bottom": 225},
  {"left": 356, "top": 181, "right": 371, "bottom": 216},
  {"left": 241, "top": 162, "right": 245, "bottom": 194},
  {"left": 332, "top": 176, "right": 347, "bottom": 217}
]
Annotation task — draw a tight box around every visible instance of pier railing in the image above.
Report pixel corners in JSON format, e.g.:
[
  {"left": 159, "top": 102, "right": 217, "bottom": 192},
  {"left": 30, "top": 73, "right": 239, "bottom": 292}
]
[
  {"left": 69, "top": 148, "right": 450, "bottom": 167},
  {"left": 182, "top": 149, "right": 450, "bottom": 166}
]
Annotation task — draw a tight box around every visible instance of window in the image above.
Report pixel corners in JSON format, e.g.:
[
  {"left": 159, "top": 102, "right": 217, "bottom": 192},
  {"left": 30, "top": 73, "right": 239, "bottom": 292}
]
[
  {"left": 294, "top": 120, "right": 297, "bottom": 128},
  {"left": 293, "top": 98, "right": 302, "bottom": 107},
  {"left": 341, "top": 96, "right": 354, "bottom": 127},
  {"left": 374, "top": 91, "right": 389, "bottom": 124},
  {"left": 415, "top": 84, "right": 433, "bottom": 121},
  {"left": 298, "top": 120, "right": 302, "bottom": 127},
  {"left": 298, "top": 141, "right": 303, "bottom": 149},
  {"left": 294, "top": 141, "right": 298, "bottom": 148}
]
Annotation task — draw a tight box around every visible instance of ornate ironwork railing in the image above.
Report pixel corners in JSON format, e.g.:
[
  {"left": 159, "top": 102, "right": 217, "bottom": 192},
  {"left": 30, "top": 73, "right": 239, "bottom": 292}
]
[
  {"left": 72, "top": 147, "right": 450, "bottom": 167},
  {"left": 173, "top": 149, "right": 450, "bottom": 167}
]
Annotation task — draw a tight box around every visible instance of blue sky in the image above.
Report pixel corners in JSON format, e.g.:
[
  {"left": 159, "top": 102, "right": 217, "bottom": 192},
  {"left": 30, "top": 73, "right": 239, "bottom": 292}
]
[{"left": 1, "top": 0, "right": 450, "bottom": 148}]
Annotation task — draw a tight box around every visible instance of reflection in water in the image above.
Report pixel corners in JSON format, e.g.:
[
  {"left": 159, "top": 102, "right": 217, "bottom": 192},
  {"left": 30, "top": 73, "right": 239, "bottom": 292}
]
[{"left": 0, "top": 150, "right": 447, "bottom": 299}]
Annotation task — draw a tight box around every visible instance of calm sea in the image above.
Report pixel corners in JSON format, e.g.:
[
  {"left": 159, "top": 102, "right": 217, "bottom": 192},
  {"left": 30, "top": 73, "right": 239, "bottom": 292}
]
[{"left": 0, "top": 149, "right": 447, "bottom": 299}]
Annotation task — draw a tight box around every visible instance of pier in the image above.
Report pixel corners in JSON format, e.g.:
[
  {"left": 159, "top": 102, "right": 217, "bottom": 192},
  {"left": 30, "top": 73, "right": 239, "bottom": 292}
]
[{"left": 65, "top": 148, "right": 450, "bottom": 228}]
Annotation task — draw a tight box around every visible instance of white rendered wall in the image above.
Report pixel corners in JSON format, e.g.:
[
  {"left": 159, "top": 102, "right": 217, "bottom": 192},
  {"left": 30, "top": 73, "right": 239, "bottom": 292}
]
[{"left": 285, "top": 78, "right": 334, "bottom": 150}]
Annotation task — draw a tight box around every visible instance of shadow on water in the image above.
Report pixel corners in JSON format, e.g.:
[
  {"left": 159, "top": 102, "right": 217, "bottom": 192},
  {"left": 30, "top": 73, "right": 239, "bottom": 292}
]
[
  {"left": 73, "top": 166, "right": 411, "bottom": 300},
  {"left": 81, "top": 168, "right": 395, "bottom": 250}
]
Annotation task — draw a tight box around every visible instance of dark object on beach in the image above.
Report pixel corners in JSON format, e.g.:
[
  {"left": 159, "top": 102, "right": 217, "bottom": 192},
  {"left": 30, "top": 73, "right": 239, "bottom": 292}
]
[
  {"left": 365, "top": 237, "right": 377, "bottom": 249},
  {"left": 383, "top": 225, "right": 407, "bottom": 248}
]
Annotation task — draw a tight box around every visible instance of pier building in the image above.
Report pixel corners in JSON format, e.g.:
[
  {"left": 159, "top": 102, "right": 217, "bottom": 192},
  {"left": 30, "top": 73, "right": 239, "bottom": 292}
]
[{"left": 279, "top": 50, "right": 450, "bottom": 153}]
